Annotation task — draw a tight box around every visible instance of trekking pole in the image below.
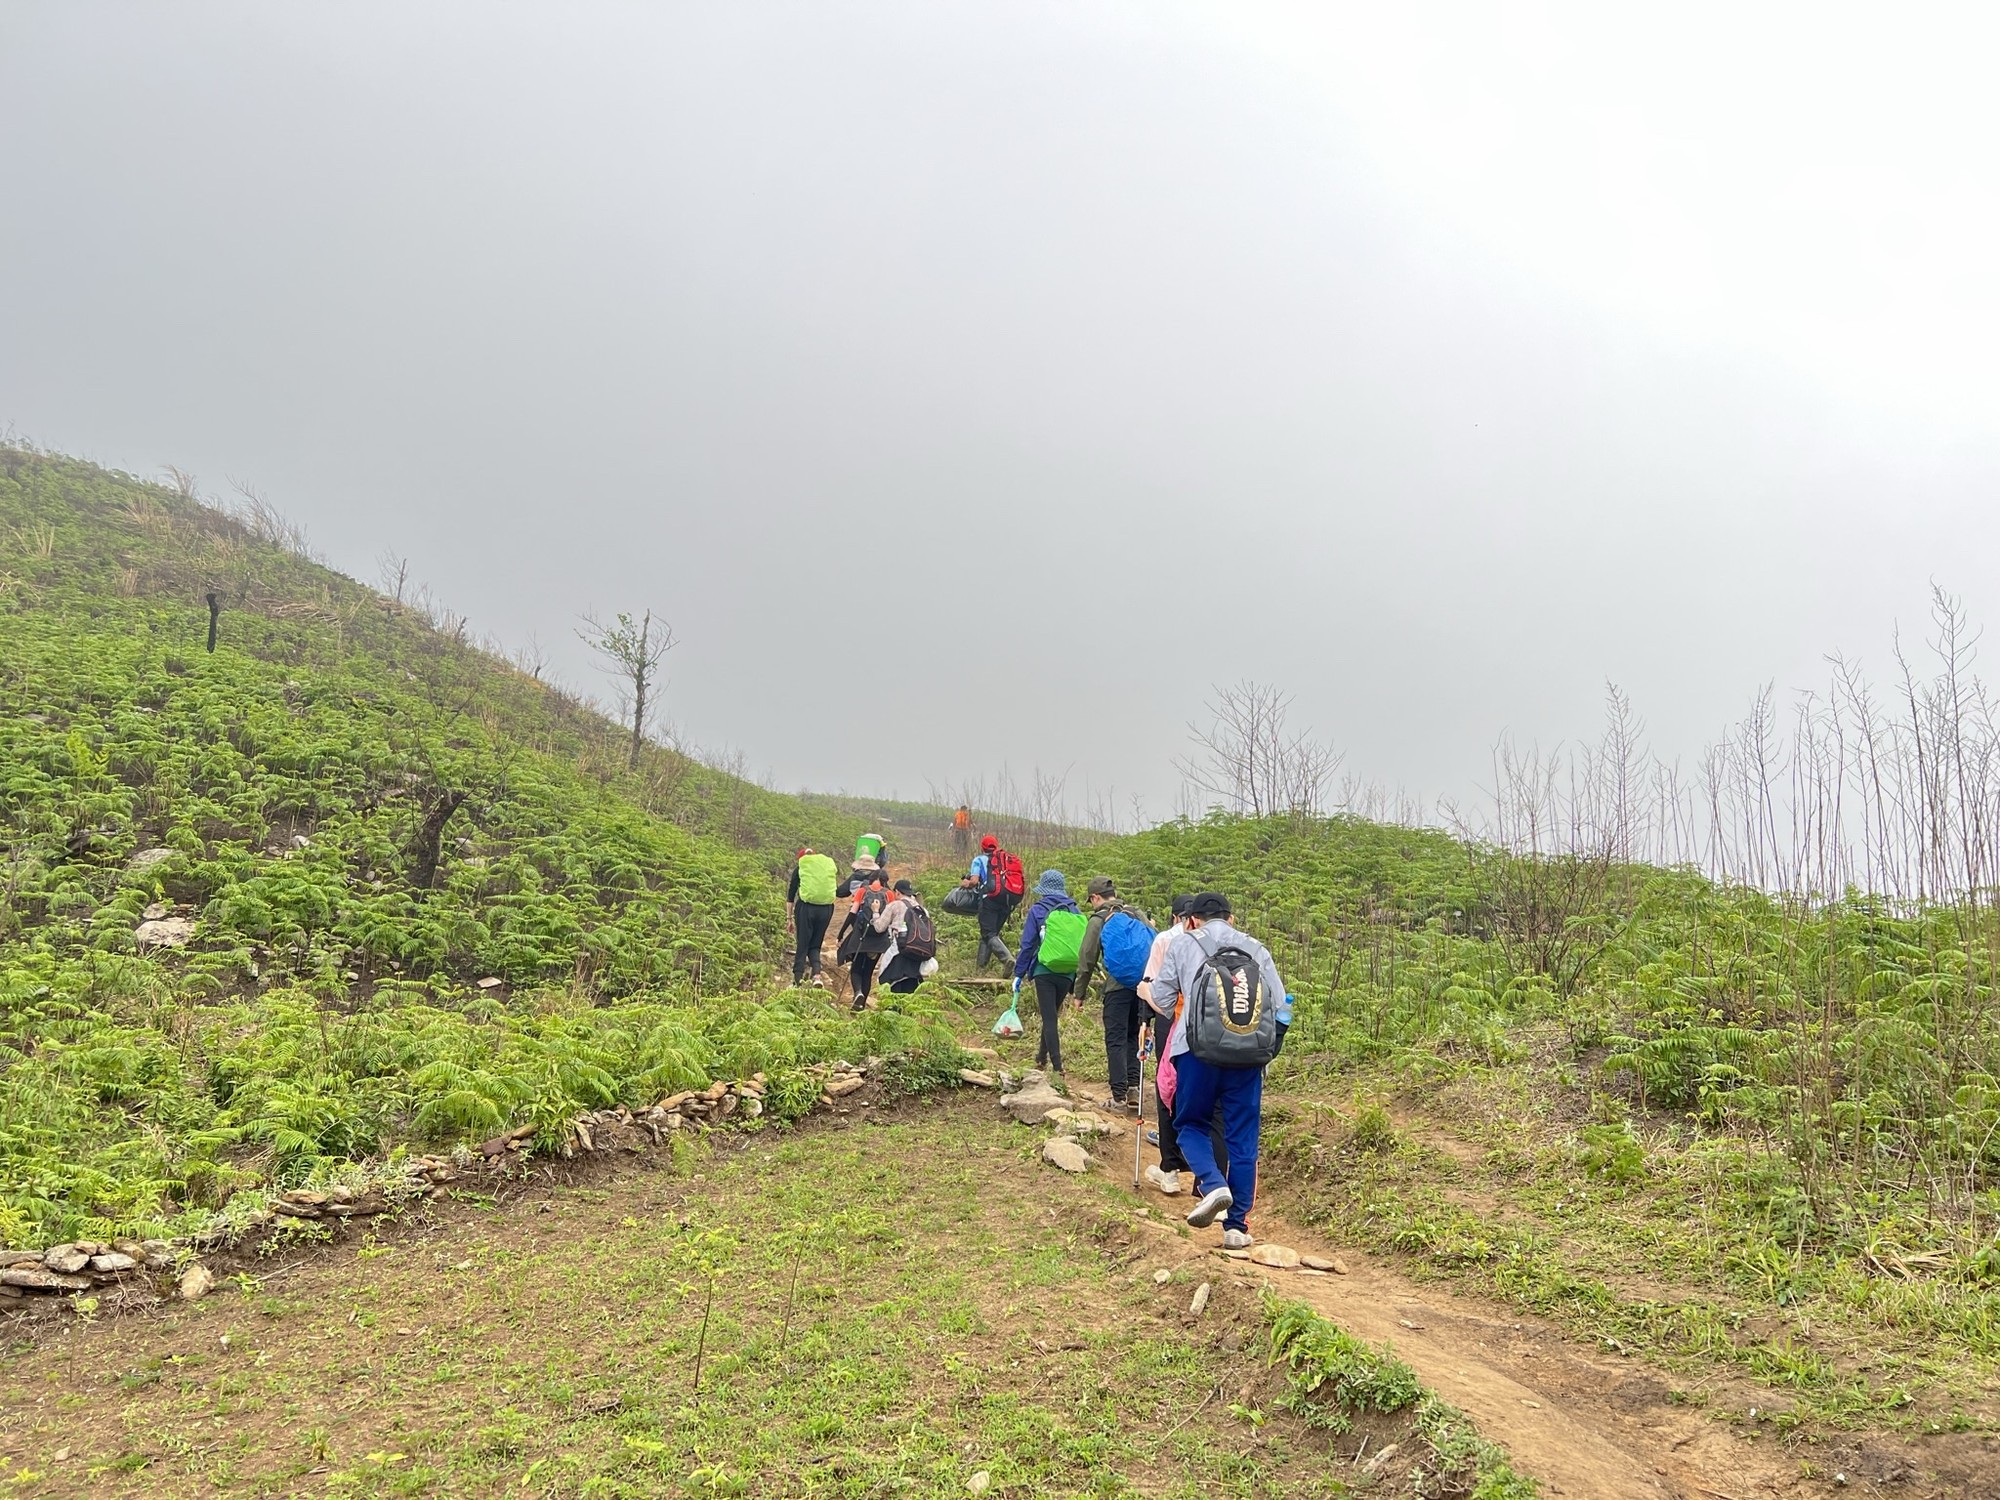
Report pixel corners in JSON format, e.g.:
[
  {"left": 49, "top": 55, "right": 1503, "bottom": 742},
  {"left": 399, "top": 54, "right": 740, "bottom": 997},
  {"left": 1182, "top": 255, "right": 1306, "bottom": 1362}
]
[{"left": 1132, "top": 1038, "right": 1148, "bottom": 1190}]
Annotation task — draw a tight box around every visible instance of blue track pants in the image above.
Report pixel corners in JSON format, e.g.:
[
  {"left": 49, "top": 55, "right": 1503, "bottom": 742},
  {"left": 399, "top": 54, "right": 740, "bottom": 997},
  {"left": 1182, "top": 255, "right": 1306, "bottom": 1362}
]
[{"left": 1171, "top": 1053, "right": 1262, "bottom": 1233}]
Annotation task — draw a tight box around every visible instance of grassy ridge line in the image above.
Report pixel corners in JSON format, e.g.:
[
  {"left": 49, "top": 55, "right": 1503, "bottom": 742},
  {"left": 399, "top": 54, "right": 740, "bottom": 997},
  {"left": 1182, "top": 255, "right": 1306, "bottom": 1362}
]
[
  {"left": 0, "top": 445, "right": 862, "bottom": 863},
  {"left": 1266, "top": 1294, "right": 1540, "bottom": 1498}
]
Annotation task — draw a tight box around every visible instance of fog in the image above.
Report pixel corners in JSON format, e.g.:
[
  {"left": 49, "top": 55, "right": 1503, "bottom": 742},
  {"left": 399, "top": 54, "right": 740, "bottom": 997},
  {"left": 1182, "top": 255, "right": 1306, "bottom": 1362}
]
[{"left": 6, "top": 2, "right": 2000, "bottom": 823}]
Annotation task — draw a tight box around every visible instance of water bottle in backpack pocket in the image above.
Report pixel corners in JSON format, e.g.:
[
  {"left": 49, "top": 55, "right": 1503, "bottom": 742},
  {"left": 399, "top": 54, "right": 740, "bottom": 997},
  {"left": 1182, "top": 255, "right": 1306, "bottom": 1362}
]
[{"left": 1182, "top": 945, "right": 1278, "bottom": 1067}]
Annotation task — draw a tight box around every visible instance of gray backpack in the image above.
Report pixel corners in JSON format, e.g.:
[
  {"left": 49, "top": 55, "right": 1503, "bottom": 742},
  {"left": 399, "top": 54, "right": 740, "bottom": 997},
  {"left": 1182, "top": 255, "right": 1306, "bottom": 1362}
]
[{"left": 1182, "top": 944, "right": 1278, "bottom": 1068}]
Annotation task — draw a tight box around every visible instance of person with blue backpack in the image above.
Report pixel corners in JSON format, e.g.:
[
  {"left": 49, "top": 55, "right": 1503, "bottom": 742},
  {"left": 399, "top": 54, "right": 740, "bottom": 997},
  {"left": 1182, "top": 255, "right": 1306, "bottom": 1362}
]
[
  {"left": 1068, "top": 877, "right": 1156, "bottom": 1112},
  {"left": 1012, "top": 869, "right": 1086, "bottom": 1076}
]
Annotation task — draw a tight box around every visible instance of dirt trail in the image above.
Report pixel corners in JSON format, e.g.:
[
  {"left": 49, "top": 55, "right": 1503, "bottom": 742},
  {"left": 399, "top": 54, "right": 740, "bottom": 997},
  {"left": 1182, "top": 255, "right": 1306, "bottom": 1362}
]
[{"left": 1065, "top": 1049, "right": 1997, "bottom": 1499}]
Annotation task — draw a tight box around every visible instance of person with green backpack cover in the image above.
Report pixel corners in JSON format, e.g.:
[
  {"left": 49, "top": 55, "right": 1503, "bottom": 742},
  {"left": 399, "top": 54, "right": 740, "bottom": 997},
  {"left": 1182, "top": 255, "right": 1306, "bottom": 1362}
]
[{"left": 1012, "top": 869, "right": 1085, "bottom": 1075}]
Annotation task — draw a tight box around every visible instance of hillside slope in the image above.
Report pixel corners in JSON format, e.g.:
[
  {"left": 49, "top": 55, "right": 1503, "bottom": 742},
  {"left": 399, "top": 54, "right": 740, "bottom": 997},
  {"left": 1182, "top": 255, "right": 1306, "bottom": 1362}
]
[{"left": 0, "top": 448, "right": 894, "bottom": 1246}]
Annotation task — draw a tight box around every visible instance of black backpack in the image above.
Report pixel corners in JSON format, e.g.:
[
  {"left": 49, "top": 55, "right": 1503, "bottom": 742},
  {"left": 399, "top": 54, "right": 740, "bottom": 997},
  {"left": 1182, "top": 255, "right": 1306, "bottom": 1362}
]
[
  {"left": 1182, "top": 944, "right": 1278, "bottom": 1069},
  {"left": 899, "top": 900, "right": 937, "bottom": 961}
]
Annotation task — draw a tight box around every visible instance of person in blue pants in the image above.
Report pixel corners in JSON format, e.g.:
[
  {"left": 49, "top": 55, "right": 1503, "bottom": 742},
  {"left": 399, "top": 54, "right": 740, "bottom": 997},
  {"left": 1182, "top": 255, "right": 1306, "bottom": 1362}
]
[{"left": 1148, "top": 891, "right": 1290, "bottom": 1249}]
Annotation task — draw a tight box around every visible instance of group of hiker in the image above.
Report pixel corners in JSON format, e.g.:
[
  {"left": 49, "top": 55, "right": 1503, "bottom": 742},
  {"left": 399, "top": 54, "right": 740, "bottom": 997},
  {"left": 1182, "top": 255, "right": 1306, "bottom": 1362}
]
[
  {"left": 786, "top": 832, "right": 940, "bottom": 1009},
  {"left": 787, "top": 832, "right": 1288, "bottom": 1249}
]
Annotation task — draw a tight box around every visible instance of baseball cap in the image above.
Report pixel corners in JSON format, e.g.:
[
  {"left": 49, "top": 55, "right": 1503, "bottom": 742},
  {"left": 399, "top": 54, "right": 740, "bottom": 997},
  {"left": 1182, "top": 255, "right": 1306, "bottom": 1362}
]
[{"left": 1187, "top": 892, "right": 1232, "bottom": 919}]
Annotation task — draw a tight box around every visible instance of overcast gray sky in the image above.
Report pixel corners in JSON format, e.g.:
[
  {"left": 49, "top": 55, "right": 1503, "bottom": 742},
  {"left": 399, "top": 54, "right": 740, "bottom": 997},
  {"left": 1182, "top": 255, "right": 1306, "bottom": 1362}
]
[{"left": 6, "top": 2, "right": 2000, "bottom": 821}]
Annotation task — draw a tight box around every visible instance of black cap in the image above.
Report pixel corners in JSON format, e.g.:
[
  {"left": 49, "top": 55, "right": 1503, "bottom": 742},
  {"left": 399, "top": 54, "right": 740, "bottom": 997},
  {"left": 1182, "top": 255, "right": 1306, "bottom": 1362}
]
[
  {"left": 1169, "top": 894, "right": 1195, "bottom": 918},
  {"left": 1086, "top": 876, "right": 1116, "bottom": 899},
  {"left": 893, "top": 879, "right": 915, "bottom": 895},
  {"left": 1188, "top": 892, "right": 1232, "bottom": 919}
]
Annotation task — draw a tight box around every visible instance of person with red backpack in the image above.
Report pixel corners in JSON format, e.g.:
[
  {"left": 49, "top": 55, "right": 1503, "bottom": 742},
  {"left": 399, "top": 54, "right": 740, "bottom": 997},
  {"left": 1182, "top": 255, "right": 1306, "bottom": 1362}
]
[{"left": 965, "top": 834, "right": 1025, "bottom": 969}]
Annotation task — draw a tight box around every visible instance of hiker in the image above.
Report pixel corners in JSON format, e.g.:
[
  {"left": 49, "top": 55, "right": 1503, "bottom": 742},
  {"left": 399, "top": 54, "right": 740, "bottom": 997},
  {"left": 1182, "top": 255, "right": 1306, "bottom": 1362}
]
[
  {"left": 965, "top": 834, "right": 1025, "bottom": 969},
  {"left": 1067, "top": 877, "right": 1155, "bottom": 1112},
  {"left": 1136, "top": 894, "right": 1198, "bottom": 1196},
  {"left": 834, "top": 861, "right": 892, "bottom": 1011},
  {"left": 875, "top": 879, "right": 938, "bottom": 994},
  {"left": 785, "top": 845, "right": 839, "bottom": 986},
  {"left": 1012, "top": 869, "right": 1085, "bottom": 1074},
  {"left": 1146, "top": 892, "right": 1291, "bottom": 1248},
  {"left": 951, "top": 804, "right": 972, "bottom": 858}
]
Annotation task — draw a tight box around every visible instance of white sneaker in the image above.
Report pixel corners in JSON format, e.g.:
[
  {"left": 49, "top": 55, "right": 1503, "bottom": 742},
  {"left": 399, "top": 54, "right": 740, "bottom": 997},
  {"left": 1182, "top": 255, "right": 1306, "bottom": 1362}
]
[
  {"left": 1144, "top": 1165, "right": 1182, "bottom": 1196},
  {"left": 1185, "top": 1185, "right": 1233, "bottom": 1229},
  {"left": 1221, "top": 1228, "right": 1252, "bottom": 1250}
]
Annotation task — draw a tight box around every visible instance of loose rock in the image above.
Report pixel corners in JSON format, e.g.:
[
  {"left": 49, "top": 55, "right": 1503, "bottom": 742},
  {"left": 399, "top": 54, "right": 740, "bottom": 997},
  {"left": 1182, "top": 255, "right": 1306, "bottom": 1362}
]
[
  {"left": 824, "top": 1075, "right": 867, "bottom": 1098},
  {"left": 126, "top": 847, "right": 174, "bottom": 873},
  {"left": 89, "top": 1253, "right": 138, "bottom": 1275},
  {"left": 1000, "top": 1076, "right": 1069, "bottom": 1125},
  {"left": 1248, "top": 1244, "right": 1301, "bottom": 1269},
  {"left": 1363, "top": 1442, "right": 1400, "bottom": 1475},
  {"left": 1152, "top": 1268, "right": 1173, "bottom": 1285},
  {"left": 1190, "top": 1282, "right": 1212, "bottom": 1317},
  {"left": 2, "top": 1267, "right": 93, "bottom": 1292},
  {"left": 958, "top": 1069, "right": 999, "bottom": 1088},
  {"left": 134, "top": 915, "right": 196, "bottom": 947},
  {"left": 178, "top": 1263, "right": 215, "bottom": 1301},
  {"left": 43, "top": 1245, "right": 89, "bottom": 1275},
  {"left": 1042, "top": 1138, "right": 1092, "bottom": 1173}
]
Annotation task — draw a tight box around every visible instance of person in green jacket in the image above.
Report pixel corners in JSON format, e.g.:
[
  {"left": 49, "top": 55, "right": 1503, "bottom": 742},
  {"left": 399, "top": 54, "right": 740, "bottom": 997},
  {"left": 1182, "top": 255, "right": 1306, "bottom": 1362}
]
[{"left": 786, "top": 846, "right": 839, "bottom": 986}]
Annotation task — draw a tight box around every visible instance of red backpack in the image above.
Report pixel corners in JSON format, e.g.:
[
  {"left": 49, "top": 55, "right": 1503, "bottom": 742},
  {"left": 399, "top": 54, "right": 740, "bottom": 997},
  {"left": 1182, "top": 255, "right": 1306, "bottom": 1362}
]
[{"left": 991, "top": 848, "right": 1025, "bottom": 897}]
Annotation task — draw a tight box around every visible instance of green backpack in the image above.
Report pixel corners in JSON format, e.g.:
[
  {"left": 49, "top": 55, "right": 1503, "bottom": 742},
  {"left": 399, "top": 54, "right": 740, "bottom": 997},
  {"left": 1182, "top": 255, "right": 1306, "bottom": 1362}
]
[
  {"left": 795, "top": 853, "right": 838, "bottom": 905},
  {"left": 1038, "top": 908, "right": 1087, "bottom": 974}
]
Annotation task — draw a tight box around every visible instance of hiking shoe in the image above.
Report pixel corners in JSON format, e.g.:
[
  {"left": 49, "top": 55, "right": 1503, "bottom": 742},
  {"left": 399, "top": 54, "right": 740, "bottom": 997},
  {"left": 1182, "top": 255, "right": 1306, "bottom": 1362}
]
[
  {"left": 1185, "top": 1186, "right": 1233, "bottom": 1229},
  {"left": 1144, "top": 1129, "right": 1159, "bottom": 1146},
  {"left": 1221, "top": 1228, "right": 1253, "bottom": 1250},
  {"left": 810, "top": 973, "right": 827, "bottom": 988},
  {"left": 1144, "top": 1165, "right": 1182, "bottom": 1196}
]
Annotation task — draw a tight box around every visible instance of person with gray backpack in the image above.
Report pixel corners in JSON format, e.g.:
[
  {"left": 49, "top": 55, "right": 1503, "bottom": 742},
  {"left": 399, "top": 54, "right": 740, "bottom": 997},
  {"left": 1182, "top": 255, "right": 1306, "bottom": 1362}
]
[{"left": 1147, "top": 891, "right": 1292, "bottom": 1248}]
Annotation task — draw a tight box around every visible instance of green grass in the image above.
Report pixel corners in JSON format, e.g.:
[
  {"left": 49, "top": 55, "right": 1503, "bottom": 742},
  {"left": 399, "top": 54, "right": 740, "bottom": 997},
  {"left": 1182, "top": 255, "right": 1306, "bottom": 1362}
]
[
  {"left": 0, "top": 1106, "right": 1383, "bottom": 1499},
  {"left": 0, "top": 447, "right": 879, "bottom": 1244}
]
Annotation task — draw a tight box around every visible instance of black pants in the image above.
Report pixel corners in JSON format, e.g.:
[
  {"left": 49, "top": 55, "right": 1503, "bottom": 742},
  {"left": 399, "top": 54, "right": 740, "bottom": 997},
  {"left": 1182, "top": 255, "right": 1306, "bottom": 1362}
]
[
  {"left": 1033, "top": 973, "right": 1071, "bottom": 1071},
  {"left": 850, "top": 952, "right": 880, "bottom": 1007},
  {"left": 1148, "top": 1012, "right": 1228, "bottom": 1176},
  {"left": 1102, "top": 985, "right": 1143, "bottom": 1099},
  {"left": 879, "top": 949, "right": 923, "bottom": 994},
  {"left": 977, "top": 894, "right": 1016, "bottom": 967},
  {"left": 792, "top": 902, "right": 833, "bottom": 981}
]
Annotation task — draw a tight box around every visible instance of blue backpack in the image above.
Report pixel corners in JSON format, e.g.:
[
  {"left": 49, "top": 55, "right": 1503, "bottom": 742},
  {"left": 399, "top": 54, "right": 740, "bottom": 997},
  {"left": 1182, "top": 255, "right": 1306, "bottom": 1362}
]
[{"left": 1100, "top": 910, "right": 1157, "bottom": 989}]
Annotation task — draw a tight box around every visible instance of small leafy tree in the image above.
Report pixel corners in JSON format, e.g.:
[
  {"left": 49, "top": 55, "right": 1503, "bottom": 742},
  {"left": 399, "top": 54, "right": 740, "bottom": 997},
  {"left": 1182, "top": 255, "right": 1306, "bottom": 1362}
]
[{"left": 578, "top": 609, "right": 676, "bottom": 771}]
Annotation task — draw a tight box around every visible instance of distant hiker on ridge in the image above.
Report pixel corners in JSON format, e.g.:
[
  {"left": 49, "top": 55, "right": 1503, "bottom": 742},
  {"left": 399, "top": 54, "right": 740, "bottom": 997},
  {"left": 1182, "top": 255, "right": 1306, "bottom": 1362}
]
[
  {"left": 1012, "top": 869, "right": 1084, "bottom": 1076},
  {"left": 786, "top": 845, "right": 839, "bottom": 987}
]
